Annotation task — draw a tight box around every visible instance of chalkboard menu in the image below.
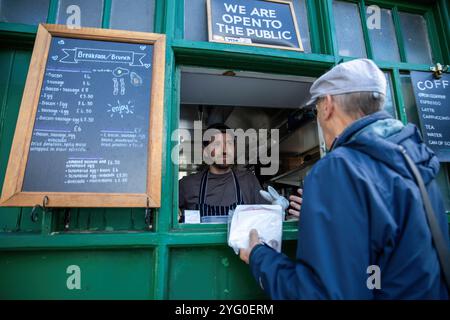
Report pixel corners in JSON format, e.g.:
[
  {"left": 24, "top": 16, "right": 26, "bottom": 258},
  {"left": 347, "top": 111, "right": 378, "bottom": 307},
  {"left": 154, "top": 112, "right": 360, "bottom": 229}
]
[
  {"left": 0, "top": 25, "right": 165, "bottom": 208},
  {"left": 23, "top": 37, "right": 153, "bottom": 193},
  {"left": 207, "top": 0, "right": 303, "bottom": 51},
  {"left": 411, "top": 71, "right": 450, "bottom": 162}
]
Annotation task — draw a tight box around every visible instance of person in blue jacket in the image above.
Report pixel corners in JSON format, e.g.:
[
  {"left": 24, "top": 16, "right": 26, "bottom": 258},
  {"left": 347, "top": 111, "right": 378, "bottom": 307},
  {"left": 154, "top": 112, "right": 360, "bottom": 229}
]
[{"left": 239, "top": 58, "right": 449, "bottom": 299}]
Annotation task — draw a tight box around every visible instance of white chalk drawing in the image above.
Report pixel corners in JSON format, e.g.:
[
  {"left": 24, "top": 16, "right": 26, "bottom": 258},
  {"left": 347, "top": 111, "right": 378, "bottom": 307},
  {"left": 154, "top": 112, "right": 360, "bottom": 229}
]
[
  {"left": 113, "top": 78, "right": 119, "bottom": 96},
  {"left": 112, "top": 68, "right": 128, "bottom": 95},
  {"left": 120, "top": 78, "right": 126, "bottom": 95},
  {"left": 130, "top": 72, "right": 143, "bottom": 87},
  {"left": 60, "top": 47, "right": 146, "bottom": 67},
  {"left": 107, "top": 100, "right": 135, "bottom": 119},
  {"left": 112, "top": 67, "right": 130, "bottom": 78},
  {"left": 58, "top": 40, "right": 65, "bottom": 45},
  {"left": 92, "top": 69, "right": 113, "bottom": 73}
]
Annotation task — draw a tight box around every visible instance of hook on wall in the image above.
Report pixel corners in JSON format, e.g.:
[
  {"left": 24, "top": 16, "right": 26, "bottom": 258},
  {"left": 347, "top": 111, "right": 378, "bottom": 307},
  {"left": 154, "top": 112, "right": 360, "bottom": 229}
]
[
  {"left": 30, "top": 195, "right": 49, "bottom": 222},
  {"left": 64, "top": 208, "right": 71, "bottom": 231},
  {"left": 144, "top": 197, "right": 153, "bottom": 230}
]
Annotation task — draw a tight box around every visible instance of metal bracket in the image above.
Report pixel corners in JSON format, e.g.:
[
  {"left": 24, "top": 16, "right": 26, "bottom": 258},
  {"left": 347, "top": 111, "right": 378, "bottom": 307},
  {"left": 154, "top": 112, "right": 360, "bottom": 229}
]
[
  {"left": 30, "top": 196, "right": 49, "bottom": 222},
  {"left": 430, "top": 63, "right": 449, "bottom": 79},
  {"left": 144, "top": 197, "right": 153, "bottom": 230},
  {"left": 63, "top": 208, "right": 71, "bottom": 231}
]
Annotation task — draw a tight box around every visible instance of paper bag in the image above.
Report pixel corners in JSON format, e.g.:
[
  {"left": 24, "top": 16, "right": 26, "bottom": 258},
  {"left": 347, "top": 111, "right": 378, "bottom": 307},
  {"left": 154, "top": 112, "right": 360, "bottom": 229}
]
[{"left": 228, "top": 204, "right": 283, "bottom": 255}]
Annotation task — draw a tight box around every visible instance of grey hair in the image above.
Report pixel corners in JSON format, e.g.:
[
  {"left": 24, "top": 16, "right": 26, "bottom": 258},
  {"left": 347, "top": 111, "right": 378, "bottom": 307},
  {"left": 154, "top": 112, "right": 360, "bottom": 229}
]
[{"left": 329, "top": 91, "right": 386, "bottom": 117}]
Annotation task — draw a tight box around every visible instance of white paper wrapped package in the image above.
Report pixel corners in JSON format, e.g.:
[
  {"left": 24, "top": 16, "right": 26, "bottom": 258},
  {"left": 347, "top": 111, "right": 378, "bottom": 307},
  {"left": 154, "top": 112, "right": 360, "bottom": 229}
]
[{"left": 228, "top": 205, "right": 284, "bottom": 255}]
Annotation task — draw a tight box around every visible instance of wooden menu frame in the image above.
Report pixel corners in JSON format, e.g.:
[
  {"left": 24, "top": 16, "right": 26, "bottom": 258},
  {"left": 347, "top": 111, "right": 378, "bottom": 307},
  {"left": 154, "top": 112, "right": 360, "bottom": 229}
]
[
  {"left": 0, "top": 24, "right": 166, "bottom": 208},
  {"left": 207, "top": 0, "right": 304, "bottom": 51}
]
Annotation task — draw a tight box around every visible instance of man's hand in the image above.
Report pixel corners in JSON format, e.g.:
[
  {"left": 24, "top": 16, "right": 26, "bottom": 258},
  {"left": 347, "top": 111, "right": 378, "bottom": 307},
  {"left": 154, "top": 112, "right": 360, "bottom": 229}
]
[
  {"left": 288, "top": 188, "right": 303, "bottom": 217},
  {"left": 239, "top": 229, "right": 262, "bottom": 264}
]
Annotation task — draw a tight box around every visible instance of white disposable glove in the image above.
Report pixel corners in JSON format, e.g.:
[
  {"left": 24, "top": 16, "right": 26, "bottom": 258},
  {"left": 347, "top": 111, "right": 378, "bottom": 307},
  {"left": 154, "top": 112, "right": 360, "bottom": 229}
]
[{"left": 259, "top": 186, "right": 289, "bottom": 211}]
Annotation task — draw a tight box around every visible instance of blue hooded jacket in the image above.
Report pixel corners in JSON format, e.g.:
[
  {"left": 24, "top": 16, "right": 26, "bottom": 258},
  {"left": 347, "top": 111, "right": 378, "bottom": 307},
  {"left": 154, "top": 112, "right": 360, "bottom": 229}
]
[{"left": 249, "top": 111, "right": 449, "bottom": 299}]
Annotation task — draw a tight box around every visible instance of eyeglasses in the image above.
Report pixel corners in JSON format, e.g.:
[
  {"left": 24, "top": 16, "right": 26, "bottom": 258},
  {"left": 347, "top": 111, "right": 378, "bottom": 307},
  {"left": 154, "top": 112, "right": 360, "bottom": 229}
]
[
  {"left": 310, "top": 97, "right": 325, "bottom": 117},
  {"left": 303, "top": 104, "right": 318, "bottom": 117}
]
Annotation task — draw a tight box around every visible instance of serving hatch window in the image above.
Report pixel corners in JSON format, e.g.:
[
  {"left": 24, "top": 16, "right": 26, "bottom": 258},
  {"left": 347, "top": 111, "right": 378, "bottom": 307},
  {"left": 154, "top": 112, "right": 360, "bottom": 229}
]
[{"left": 176, "top": 67, "right": 320, "bottom": 224}]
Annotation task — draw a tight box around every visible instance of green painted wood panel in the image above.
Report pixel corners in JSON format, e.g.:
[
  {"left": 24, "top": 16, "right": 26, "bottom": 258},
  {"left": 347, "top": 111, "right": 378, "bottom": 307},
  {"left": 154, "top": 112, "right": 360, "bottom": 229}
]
[
  {"left": 0, "top": 48, "right": 32, "bottom": 233},
  {"left": 168, "top": 242, "right": 297, "bottom": 299},
  {"left": 51, "top": 208, "right": 149, "bottom": 232},
  {"left": 0, "top": 249, "right": 155, "bottom": 299},
  {"left": 169, "top": 246, "right": 265, "bottom": 299},
  {"left": 0, "top": 49, "right": 18, "bottom": 233}
]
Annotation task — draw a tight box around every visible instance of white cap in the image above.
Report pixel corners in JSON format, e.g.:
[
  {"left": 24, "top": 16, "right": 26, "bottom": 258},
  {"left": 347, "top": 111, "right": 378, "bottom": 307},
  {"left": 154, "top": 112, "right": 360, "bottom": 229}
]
[{"left": 305, "top": 59, "right": 387, "bottom": 106}]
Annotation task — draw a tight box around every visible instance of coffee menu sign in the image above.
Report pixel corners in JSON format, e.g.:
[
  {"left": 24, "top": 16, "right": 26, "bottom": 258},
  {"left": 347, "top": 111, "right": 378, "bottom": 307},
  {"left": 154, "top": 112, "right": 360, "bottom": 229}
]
[
  {"left": 411, "top": 71, "right": 450, "bottom": 162},
  {"left": 207, "top": 0, "right": 303, "bottom": 51},
  {"left": 0, "top": 25, "right": 166, "bottom": 208}
]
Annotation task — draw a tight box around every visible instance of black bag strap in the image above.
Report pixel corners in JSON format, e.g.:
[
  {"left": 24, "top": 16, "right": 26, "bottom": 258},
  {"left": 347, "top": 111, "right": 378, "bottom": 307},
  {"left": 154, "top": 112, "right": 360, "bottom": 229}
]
[{"left": 399, "top": 146, "right": 450, "bottom": 292}]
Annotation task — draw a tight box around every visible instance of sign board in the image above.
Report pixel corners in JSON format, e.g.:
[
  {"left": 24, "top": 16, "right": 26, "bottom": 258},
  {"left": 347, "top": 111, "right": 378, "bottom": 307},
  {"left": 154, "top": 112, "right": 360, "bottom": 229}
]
[
  {"left": 207, "top": 0, "right": 303, "bottom": 51},
  {"left": 0, "top": 24, "right": 166, "bottom": 208},
  {"left": 411, "top": 71, "right": 450, "bottom": 162}
]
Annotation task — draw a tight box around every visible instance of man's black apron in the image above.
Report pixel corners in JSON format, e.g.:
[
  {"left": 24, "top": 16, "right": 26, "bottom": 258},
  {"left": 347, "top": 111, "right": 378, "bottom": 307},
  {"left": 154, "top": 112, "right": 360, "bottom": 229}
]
[{"left": 195, "top": 169, "right": 244, "bottom": 223}]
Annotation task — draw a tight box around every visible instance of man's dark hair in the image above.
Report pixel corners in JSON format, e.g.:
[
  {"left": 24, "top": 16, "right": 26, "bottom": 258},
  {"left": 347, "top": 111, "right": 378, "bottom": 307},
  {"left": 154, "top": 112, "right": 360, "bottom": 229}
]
[
  {"left": 206, "top": 123, "right": 231, "bottom": 132},
  {"left": 203, "top": 123, "right": 233, "bottom": 147}
]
